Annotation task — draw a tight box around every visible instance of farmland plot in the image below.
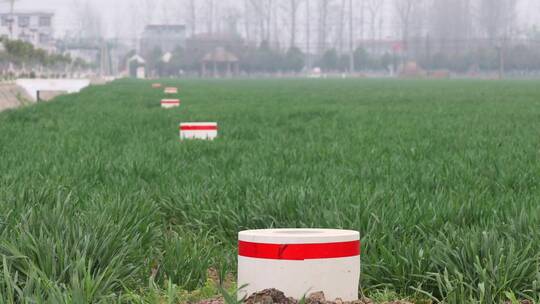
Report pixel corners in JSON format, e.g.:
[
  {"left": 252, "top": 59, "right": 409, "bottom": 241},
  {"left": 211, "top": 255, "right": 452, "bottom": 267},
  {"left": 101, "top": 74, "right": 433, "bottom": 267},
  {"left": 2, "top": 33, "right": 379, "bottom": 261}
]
[{"left": 0, "top": 79, "right": 539, "bottom": 303}]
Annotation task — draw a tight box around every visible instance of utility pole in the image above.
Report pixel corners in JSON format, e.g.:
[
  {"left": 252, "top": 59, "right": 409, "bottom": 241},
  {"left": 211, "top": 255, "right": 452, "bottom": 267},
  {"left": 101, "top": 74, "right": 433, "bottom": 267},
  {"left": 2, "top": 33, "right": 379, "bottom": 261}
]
[
  {"left": 4, "top": 0, "right": 18, "bottom": 39},
  {"left": 425, "top": 33, "right": 431, "bottom": 70},
  {"left": 100, "top": 42, "right": 112, "bottom": 76},
  {"left": 497, "top": 42, "right": 505, "bottom": 80},
  {"left": 359, "top": 0, "right": 365, "bottom": 42},
  {"left": 189, "top": 0, "right": 197, "bottom": 36},
  {"left": 348, "top": 0, "right": 354, "bottom": 73},
  {"left": 306, "top": 0, "right": 311, "bottom": 70}
]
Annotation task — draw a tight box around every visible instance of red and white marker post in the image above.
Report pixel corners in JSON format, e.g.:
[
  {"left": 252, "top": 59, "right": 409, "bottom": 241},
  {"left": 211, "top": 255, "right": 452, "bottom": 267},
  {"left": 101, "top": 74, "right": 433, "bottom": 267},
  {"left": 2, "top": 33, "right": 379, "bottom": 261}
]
[
  {"left": 179, "top": 122, "right": 218, "bottom": 140},
  {"left": 164, "top": 87, "right": 178, "bottom": 94},
  {"left": 152, "top": 83, "right": 162, "bottom": 88},
  {"left": 161, "top": 99, "right": 180, "bottom": 109},
  {"left": 238, "top": 229, "right": 360, "bottom": 301}
]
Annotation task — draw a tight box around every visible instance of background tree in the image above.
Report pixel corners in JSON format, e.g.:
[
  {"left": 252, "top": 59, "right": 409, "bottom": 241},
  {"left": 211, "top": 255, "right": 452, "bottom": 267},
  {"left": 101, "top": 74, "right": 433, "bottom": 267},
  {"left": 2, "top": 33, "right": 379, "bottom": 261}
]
[
  {"left": 72, "top": 0, "right": 103, "bottom": 40},
  {"left": 305, "top": 0, "right": 311, "bottom": 68},
  {"left": 317, "top": 0, "right": 331, "bottom": 54},
  {"left": 188, "top": 0, "right": 197, "bottom": 36},
  {"left": 204, "top": 0, "right": 216, "bottom": 34},
  {"left": 249, "top": 0, "right": 273, "bottom": 42},
  {"left": 394, "top": 0, "right": 420, "bottom": 59},
  {"left": 336, "top": 0, "right": 347, "bottom": 54},
  {"left": 319, "top": 48, "right": 338, "bottom": 71},
  {"left": 428, "top": 0, "right": 472, "bottom": 56},
  {"left": 348, "top": 0, "right": 355, "bottom": 72},
  {"left": 283, "top": 46, "right": 305, "bottom": 72},
  {"left": 285, "top": 0, "right": 301, "bottom": 48},
  {"left": 366, "top": 0, "right": 384, "bottom": 41},
  {"left": 478, "top": 0, "right": 519, "bottom": 43}
]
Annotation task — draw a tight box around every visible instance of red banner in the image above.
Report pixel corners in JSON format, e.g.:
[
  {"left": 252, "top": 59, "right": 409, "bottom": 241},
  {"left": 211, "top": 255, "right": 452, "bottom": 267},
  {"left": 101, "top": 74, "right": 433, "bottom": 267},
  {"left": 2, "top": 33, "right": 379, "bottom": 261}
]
[
  {"left": 238, "top": 240, "right": 360, "bottom": 260},
  {"left": 180, "top": 125, "right": 218, "bottom": 131}
]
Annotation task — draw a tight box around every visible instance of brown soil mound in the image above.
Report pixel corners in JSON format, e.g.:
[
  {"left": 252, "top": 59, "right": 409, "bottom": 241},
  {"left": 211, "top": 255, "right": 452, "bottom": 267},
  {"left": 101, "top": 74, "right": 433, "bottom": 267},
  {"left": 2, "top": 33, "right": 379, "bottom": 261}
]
[{"left": 197, "top": 289, "right": 415, "bottom": 304}]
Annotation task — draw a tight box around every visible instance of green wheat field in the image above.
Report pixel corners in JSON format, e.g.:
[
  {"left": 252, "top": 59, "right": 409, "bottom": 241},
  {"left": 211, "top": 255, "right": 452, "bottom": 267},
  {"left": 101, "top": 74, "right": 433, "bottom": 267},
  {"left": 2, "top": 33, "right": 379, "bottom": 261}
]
[{"left": 0, "top": 79, "right": 539, "bottom": 303}]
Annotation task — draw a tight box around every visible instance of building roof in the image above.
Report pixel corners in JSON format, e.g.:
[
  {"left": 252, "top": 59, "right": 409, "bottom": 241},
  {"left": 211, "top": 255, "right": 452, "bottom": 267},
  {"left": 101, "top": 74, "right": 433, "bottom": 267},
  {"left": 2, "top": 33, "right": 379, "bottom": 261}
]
[
  {"left": 144, "top": 25, "right": 186, "bottom": 32},
  {"left": 202, "top": 47, "right": 238, "bottom": 63},
  {"left": 162, "top": 52, "right": 172, "bottom": 63},
  {"left": 190, "top": 32, "right": 242, "bottom": 42},
  {"left": 0, "top": 11, "right": 54, "bottom": 17},
  {"left": 128, "top": 55, "right": 146, "bottom": 64}
]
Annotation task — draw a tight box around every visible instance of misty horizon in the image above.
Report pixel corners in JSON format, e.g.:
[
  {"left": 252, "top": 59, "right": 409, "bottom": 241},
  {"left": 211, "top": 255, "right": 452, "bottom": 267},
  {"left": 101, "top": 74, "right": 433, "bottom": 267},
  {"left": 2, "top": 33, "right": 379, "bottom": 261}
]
[{"left": 2, "top": 0, "right": 540, "bottom": 46}]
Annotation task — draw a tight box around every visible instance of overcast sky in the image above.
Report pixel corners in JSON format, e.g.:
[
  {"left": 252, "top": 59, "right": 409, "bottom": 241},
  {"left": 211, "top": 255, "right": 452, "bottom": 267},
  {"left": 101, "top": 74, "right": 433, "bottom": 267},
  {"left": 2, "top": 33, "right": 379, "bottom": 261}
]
[
  {"left": 1, "top": 0, "right": 127, "bottom": 37},
  {"left": 2, "top": 0, "right": 540, "bottom": 39}
]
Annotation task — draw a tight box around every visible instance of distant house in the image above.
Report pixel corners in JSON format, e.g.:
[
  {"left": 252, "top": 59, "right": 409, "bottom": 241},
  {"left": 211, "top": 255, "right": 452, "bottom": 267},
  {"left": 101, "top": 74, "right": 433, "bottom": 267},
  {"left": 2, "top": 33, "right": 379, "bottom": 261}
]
[
  {"left": 186, "top": 32, "right": 244, "bottom": 55},
  {"left": 58, "top": 40, "right": 100, "bottom": 65},
  {"left": 0, "top": 11, "right": 54, "bottom": 51},
  {"left": 357, "top": 39, "right": 403, "bottom": 56},
  {"left": 140, "top": 25, "right": 186, "bottom": 56},
  {"left": 127, "top": 54, "right": 146, "bottom": 78},
  {"left": 64, "top": 47, "right": 99, "bottom": 65},
  {"left": 201, "top": 47, "right": 240, "bottom": 77},
  {"left": 184, "top": 32, "right": 244, "bottom": 71}
]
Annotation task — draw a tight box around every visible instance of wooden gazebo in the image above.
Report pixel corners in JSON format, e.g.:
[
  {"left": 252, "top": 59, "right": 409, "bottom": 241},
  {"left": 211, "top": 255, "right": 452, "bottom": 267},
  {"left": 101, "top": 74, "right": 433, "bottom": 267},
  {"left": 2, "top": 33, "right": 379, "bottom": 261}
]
[{"left": 201, "top": 47, "right": 239, "bottom": 77}]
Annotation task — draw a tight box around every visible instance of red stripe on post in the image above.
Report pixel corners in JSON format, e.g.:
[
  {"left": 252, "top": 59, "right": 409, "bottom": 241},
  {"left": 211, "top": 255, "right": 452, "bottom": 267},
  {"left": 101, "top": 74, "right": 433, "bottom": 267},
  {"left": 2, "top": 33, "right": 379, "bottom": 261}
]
[
  {"left": 238, "top": 240, "right": 360, "bottom": 260},
  {"left": 180, "top": 125, "right": 218, "bottom": 131},
  {"left": 161, "top": 100, "right": 180, "bottom": 104}
]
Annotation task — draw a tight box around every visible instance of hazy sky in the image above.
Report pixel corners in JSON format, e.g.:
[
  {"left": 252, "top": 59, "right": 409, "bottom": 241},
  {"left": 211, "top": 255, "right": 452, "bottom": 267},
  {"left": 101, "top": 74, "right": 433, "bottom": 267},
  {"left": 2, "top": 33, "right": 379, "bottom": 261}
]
[
  {"left": 1, "top": 0, "right": 126, "bottom": 37},
  {"left": 2, "top": 0, "right": 540, "bottom": 39}
]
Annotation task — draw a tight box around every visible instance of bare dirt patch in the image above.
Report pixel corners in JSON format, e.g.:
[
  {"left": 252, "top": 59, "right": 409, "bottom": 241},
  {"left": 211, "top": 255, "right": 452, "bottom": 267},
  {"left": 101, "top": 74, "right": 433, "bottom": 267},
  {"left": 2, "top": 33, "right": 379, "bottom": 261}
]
[
  {"left": 0, "top": 84, "right": 32, "bottom": 112},
  {"left": 196, "top": 289, "right": 414, "bottom": 304}
]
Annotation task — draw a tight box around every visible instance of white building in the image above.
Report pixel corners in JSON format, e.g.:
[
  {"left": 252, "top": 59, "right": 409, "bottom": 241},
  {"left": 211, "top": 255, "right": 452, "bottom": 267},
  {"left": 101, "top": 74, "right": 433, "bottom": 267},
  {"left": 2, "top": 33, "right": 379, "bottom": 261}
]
[
  {"left": 0, "top": 11, "right": 54, "bottom": 51},
  {"left": 140, "top": 25, "right": 186, "bottom": 56}
]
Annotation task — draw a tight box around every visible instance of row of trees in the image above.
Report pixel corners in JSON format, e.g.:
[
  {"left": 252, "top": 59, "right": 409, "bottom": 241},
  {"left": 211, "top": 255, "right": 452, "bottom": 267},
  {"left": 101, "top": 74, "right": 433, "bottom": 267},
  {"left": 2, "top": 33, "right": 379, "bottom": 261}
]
[
  {"left": 102, "top": 0, "right": 524, "bottom": 52},
  {"left": 141, "top": 42, "right": 305, "bottom": 76},
  {"left": 0, "top": 39, "right": 93, "bottom": 79},
  {"left": 67, "top": 0, "right": 540, "bottom": 75},
  {"left": 141, "top": 39, "right": 540, "bottom": 76},
  {"left": 0, "top": 39, "right": 73, "bottom": 68},
  {"left": 72, "top": 0, "right": 525, "bottom": 53}
]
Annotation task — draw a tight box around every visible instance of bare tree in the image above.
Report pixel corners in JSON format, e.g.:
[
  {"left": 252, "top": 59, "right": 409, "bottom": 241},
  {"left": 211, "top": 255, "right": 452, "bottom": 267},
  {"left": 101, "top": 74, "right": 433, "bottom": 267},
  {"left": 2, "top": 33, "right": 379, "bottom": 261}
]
[
  {"left": 271, "top": 0, "right": 279, "bottom": 47},
  {"left": 268, "top": 0, "right": 276, "bottom": 42},
  {"left": 478, "top": 0, "right": 519, "bottom": 42},
  {"left": 394, "top": 0, "right": 419, "bottom": 57},
  {"left": 429, "top": 0, "right": 473, "bottom": 54},
  {"left": 110, "top": 1, "right": 132, "bottom": 42},
  {"left": 286, "top": 0, "right": 301, "bottom": 48},
  {"left": 159, "top": 0, "right": 176, "bottom": 25},
  {"left": 223, "top": 5, "right": 241, "bottom": 34},
  {"left": 205, "top": 0, "right": 215, "bottom": 34},
  {"left": 359, "top": 0, "right": 365, "bottom": 41},
  {"left": 251, "top": 0, "right": 264, "bottom": 41},
  {"left": 215, "top": 1, "right": 225, "bottom": 33},
  {"left": 318, "top": 0, "right": 331, "bottom": 53},
  {"left": 366, "top": 0, "right": 384, "bottom": 41},
  {"left": 306, "top": 0, "right": 311, "bottom": 67},
  {"left": 349, "top": 0, "right": 354, "bottom": 72},
  {"left": 72, "top": 0, "right": 103, "bottom": 40},
  {"left": 242, "top": 0, "right": 253, "bottom": 42},
  {"left": 142, "top": 0, "right": 156, "bottom": 25},
  {"left": 337, "top": 0, "right": 346, "bottom": 53},
  {"left": 249, "top": 0, "right": 272, "bottom": 42},
  {"left": 187, "top": 0, "right": 197, "bottom": 36}
]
